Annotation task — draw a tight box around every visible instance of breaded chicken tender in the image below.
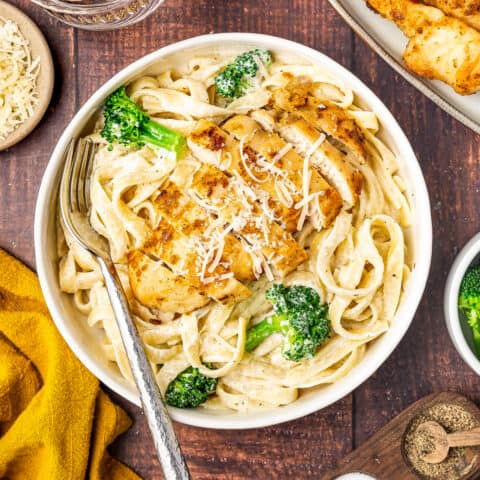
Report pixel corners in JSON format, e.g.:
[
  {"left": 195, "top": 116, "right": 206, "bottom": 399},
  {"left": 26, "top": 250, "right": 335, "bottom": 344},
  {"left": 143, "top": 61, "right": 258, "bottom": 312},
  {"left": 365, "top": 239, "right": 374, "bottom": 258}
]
[
  {"left": 423, "top": 0, "right": 480, "bottom": 30},
  {"left": 367, "top": 0, "right": 480, "bottom": 95}
]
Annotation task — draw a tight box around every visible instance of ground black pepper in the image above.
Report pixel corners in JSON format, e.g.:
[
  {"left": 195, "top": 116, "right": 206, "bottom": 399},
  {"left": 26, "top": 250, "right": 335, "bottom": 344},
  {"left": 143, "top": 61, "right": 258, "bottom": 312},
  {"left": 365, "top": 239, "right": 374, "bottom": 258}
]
[{"left": 403, "top": 403, "right": 480, "bottom": 480}]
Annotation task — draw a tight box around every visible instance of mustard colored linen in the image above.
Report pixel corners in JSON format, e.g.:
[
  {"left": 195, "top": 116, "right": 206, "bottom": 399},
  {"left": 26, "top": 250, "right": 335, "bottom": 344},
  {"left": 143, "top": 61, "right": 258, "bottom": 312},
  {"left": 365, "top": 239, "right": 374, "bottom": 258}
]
[{"left": 0, "top": 248, "right": 141, "bottom": 480}]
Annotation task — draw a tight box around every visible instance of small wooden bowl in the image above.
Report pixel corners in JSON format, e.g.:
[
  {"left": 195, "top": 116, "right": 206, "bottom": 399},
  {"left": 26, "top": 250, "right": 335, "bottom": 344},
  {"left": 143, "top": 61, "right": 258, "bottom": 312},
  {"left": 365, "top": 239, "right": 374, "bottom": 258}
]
[
  {"left": 0, "top": 0, "right": 54, "bottom": 152},
  {"left": 322, "top": 392, "right": 480, "bottom": 480}
]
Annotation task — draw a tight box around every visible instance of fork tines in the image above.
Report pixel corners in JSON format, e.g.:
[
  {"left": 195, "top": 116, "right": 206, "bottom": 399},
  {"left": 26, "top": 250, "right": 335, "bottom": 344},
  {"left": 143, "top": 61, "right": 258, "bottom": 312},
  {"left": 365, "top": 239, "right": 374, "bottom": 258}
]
[{"left": 63, "top": 138, "right": 96, "bottom": 215}]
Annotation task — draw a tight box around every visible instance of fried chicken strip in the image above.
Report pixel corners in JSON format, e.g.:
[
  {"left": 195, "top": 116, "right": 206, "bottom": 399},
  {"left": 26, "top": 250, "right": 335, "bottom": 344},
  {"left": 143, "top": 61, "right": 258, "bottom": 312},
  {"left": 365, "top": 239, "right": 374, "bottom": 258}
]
[
  {"left": 367, "top": 0, "right": 480, "bottom": 95},
  {"left": 423, "top": 0, "right": 480, "bottom": 30}
]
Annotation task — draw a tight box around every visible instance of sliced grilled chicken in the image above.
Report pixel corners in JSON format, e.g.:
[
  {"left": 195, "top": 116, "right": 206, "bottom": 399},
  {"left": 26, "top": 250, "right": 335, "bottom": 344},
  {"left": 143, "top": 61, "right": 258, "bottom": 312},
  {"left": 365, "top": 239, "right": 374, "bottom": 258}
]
[
  {"left": 272, "top": 79, "right": 368, "bottom": 163},
  {"left": 187, "top": 163, "right": 308, "bottom": 278},
  {"left": 274, "top": 112, "right": 363, "bottom": 207},
  {"left": 187, "top": 120, "right": 300, "bottom": 232},
  {"left": 153, "top": 181, "right": 255, "bottom": 282},
  {"left": 299, "top": 101, "right": 368, "bottom": 164},
  {"left": 250, "top": 109, "right": 276, "bottom": 132},
  {"left": 222, "top": 115, "right": 342, "bottom": 228},
  {"left": 127, "top": 249, "right": 209, "bottom": 313},
  {"left": 143, "top": 219, "right": 251, "bottom": 305}
]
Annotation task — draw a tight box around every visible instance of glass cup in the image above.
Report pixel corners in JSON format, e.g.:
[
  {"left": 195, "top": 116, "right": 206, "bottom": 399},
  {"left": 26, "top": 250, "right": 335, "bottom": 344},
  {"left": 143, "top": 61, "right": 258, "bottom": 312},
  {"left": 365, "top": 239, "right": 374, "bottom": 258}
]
[{"left": 29, "top": 0, "right": 165, "bottom": 30}]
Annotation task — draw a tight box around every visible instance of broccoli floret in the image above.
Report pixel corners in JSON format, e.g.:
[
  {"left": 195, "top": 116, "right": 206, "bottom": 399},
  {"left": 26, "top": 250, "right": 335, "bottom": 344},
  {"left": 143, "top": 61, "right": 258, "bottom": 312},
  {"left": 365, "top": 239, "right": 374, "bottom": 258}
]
[
  {"left": 165, "top": 366, "right": 218, "bottom": 408},
  {"left": 214, "top": 49, "right": 272, "bottom": 101},
  {"left": 459, "top": 266, "right": 480, "bottom": 356},
  {"left": 100, "top": 86, "right": 185, "bottom": 158},
  {"left": 245, "top": 284, "right": 330, "bottom": 362},
  {"left": 214, "top": 64, "right": 243, "bottom": 99}
]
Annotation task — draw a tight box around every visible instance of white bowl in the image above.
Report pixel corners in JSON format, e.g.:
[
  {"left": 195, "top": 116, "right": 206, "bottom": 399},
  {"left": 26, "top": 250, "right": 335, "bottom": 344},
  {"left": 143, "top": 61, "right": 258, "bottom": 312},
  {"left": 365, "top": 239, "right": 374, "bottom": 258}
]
[
  {"left": 445, "top": 234, "right": 480, "bottom": 375},
  {"left": 34, "top": 33, "right": 432, "bottom": 429}
]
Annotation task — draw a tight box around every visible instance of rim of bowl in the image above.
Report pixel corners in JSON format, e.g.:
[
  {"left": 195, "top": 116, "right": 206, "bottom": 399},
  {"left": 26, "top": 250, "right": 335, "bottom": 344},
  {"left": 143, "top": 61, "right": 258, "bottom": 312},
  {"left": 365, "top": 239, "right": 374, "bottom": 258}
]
[
  {"left": 34, "top": 32, "right": 432, "bottom": 429},
  {"left": 444, "top": 233, "right": 480, "bottom": 376}
]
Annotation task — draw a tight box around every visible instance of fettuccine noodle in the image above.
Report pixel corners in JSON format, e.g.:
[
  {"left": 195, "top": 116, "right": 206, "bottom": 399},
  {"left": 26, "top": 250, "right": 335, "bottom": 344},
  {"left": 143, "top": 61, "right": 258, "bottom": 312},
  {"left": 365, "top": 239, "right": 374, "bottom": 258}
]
[{"left": 58, "top": 51, "right": 412, "bottom": 411}]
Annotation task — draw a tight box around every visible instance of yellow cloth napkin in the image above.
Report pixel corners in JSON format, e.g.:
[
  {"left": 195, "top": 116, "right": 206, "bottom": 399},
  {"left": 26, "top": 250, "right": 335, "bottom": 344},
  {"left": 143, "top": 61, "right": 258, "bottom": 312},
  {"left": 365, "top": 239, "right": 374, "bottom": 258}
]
[{"left": 0, "top": 248, "right": 141, "bottom": 480}]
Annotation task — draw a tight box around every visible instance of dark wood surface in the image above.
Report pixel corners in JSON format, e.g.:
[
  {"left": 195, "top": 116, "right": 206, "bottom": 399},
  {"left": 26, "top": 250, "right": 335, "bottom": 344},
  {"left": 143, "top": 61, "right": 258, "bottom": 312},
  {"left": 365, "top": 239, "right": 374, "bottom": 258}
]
[
  {"left": 322, "top": 392, "right": 480, "bottom": 480},
  {"left": 1, "top": 0, "right": 479, "bottom": 478}
]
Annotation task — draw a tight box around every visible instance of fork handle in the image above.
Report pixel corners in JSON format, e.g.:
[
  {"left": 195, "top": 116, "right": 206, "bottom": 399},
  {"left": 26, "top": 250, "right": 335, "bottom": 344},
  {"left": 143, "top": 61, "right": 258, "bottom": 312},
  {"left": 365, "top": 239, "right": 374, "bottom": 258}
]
[{"left": 98, "top": 256, "right": 191, "bottom": 480}]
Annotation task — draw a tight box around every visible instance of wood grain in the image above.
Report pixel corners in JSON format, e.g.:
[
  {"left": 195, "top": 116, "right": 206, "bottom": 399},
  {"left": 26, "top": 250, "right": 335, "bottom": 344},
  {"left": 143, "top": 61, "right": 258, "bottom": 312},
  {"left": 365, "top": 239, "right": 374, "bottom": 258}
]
[
  {"left": 0, "top": 0, "right": 75, "bottom": 269},
  {"left": 351, "top": 35, "right": 480, "bottom": 449},
  {"left": 1, "top": 0, "right": 479, "bottom": 478},
  {"left": 323, "top": 392, "right": 480, "bottom": 480}
]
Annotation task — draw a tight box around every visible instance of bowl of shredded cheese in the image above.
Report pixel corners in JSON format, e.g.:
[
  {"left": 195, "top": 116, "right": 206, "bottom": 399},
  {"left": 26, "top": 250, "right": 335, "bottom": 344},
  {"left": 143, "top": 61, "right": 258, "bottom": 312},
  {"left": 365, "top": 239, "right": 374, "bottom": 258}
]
[{"left": 0, "top": 1, "right": 54, "bottom": 151}]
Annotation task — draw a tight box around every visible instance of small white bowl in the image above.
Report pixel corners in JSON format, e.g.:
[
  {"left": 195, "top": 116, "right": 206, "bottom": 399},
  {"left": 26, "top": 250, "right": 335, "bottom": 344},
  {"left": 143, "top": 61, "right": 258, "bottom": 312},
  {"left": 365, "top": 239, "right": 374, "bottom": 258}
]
[
  {"left": 34, "top": 33, "right": 432, "bottom": 429},
  {"left": 445, "top": 233, "right": 480, "bottom": 375}
]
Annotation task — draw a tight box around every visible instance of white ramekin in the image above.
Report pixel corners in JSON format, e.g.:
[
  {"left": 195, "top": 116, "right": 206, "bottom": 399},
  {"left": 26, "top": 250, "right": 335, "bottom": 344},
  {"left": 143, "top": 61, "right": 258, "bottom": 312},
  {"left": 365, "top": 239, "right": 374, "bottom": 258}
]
[
  {"left": 444, "top": 234, "right": 480, "bottom": 376},
  {"left": 34, "top": 33, "right": 432, "bottom": 429}
]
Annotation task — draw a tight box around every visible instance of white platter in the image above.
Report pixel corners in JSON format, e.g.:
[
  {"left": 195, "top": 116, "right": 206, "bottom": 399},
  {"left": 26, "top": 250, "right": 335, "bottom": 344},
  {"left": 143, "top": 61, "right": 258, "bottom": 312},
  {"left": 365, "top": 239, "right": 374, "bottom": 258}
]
[{"left": 328, "top": 0, "right": 480, "bottom": 134}]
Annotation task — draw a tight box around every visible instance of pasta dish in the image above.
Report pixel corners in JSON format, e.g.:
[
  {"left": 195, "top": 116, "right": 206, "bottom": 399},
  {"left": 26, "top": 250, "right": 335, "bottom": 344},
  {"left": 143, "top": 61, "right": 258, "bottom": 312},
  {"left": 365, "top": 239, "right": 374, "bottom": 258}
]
[{"left": 58, "top": 48, "right": 412, "bottom": 411}]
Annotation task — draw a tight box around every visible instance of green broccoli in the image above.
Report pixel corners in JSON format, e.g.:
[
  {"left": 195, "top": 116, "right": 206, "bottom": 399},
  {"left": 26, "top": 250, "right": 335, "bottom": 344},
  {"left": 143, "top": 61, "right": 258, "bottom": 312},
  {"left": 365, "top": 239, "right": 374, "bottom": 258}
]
[
  {"left": 214, "top": 49, "right": 273, "bottom": 101},
  {"left": 165, "top": 366, "right": 218, "bottom": 408},
  {"left": 459, "top": 266, "right": 480, "bottom": 356},
  {"left": 100, "top": 86, "right": 185, "bottom": 158},
  {"left": 245, "top": 284, "right": 330, "bottom": 362}
]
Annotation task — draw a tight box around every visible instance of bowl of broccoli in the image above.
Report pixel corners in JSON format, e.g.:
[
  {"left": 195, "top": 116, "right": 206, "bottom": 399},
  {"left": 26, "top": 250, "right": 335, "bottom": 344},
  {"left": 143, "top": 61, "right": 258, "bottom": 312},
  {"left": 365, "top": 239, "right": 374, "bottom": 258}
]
[{"left": 445, "top": 232, "right": 480, "bottom": 376}]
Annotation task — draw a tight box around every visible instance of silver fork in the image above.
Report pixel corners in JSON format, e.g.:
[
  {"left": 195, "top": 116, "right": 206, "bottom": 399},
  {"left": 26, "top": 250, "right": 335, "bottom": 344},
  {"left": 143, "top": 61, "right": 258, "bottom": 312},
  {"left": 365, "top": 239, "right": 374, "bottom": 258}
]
[{"left": 59, "top": 138, "right": 191, "bottom": 480}]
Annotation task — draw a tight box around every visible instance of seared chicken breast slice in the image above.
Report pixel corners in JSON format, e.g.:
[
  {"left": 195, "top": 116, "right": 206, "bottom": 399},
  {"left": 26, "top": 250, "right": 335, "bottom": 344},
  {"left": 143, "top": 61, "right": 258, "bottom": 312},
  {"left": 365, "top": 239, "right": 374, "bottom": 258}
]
[
  {"left": 127, "top": 249, "right": 209, "bottom": 313},
  {"left": 274, "top": 112, "right": 363, "bottom": 207},
  {"left": 222, "top": 115, "right": 342, "bottom": 228},
  {"left": 187, "top": 119, "right": 300, "bottom": 232},
  {"left": 153, "top": 181, "right": 255, "bottom": 282},
  {"left": 272, "top": 79, "right": 368, "bottom": 163},
  {"left": 187, "top": 163, "right": 308, "bottom": 278},
  {"left": 143, "top": 218, "right": 251, "bottom": 305},
  {"left": 423, "top": 0, "right": 480, "bottom": 31},
  {"left": 367, "top": 0, "right": 480, "bottom": 95}
]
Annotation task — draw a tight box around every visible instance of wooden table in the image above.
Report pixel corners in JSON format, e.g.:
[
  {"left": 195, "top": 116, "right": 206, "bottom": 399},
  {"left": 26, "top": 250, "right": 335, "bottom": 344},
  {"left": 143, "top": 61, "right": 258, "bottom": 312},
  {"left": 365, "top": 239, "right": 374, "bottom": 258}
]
[{"left": 1, "top": 0, "right": 479, "bottom": 478}]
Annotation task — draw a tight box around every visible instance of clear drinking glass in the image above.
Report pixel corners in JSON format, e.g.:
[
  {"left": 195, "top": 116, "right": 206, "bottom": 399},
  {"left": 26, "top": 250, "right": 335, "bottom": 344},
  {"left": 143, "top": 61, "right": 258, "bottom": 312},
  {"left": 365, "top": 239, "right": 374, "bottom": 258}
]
[{"left": 29, "top": 0, "right": 165, "bottom": 30}]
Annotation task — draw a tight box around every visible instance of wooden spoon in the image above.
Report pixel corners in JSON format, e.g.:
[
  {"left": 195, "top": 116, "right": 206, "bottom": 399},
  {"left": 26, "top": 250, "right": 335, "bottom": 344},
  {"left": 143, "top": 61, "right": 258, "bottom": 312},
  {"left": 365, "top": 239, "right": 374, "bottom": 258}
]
[{"left": 416, "top": 421, "right": 480, "bottom": 464}]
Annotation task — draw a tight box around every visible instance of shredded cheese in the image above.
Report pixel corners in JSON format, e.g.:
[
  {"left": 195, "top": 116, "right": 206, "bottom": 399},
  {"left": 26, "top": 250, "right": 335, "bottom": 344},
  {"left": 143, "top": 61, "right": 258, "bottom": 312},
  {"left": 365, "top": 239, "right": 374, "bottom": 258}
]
[
  {"left": 243, "top": 243, "right": 264, "bottom": 279},
  {"left": 239, "top": 135, "right": 268, "bottom": 183},
  {"left": 294, "top": 191, "right": 325, "bottom": 209},
  {"left": 203, "top": 272, "right": 234, "bottom": 284},
  {"left": 220, "top": 151, "right": 232, "bottom": 171},
  {"left": 257, "top": 189, "right": 280, "bottom": 222},
  {"left": 207, "top": 236, "right": 225, "bottom": 273},
  {"left": 0, "top": 18, "right": 40, "bottom": 141},
  {"left": 305, "top": 132, "right": 327, "bottom": 159},
  {"left": 274, "top": 179, "right": 294, "bottom": 208},
  {"left": 296, "top": 158, "right": 311, "bottom": 231},
  {"left": 271, "top": 143, "right": 291, "bottom": 164},
  {"left": 294, "top": 132, "right": 327, "bottom": 231},
  {"left": 262, "top": 257, "right": 274, "bottom": 281},
  {"left": 187, "top": 190, "right": 218, "bottom": 212}
]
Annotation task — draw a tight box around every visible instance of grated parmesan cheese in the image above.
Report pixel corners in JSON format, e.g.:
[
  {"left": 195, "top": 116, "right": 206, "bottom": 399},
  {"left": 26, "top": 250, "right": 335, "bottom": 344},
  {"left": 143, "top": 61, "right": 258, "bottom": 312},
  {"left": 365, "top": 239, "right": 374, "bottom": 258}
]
[
  {"left": 239, "top": 135, "right": 267, "bottom": 183},
  {"left": 0, "top": 18, "right": 40, "bottom": 141},
  {"left": 203, "top": 272, "right": 234, "bottom": 284},
  {"left": 274, "top": 178, "right": 293, "bottom": 208},
  {"left": 271, "top": 143, "right": 291, "bottom": 164},
  {"left": 294, "top": 132, "right": 327, "bottom": 231}
]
